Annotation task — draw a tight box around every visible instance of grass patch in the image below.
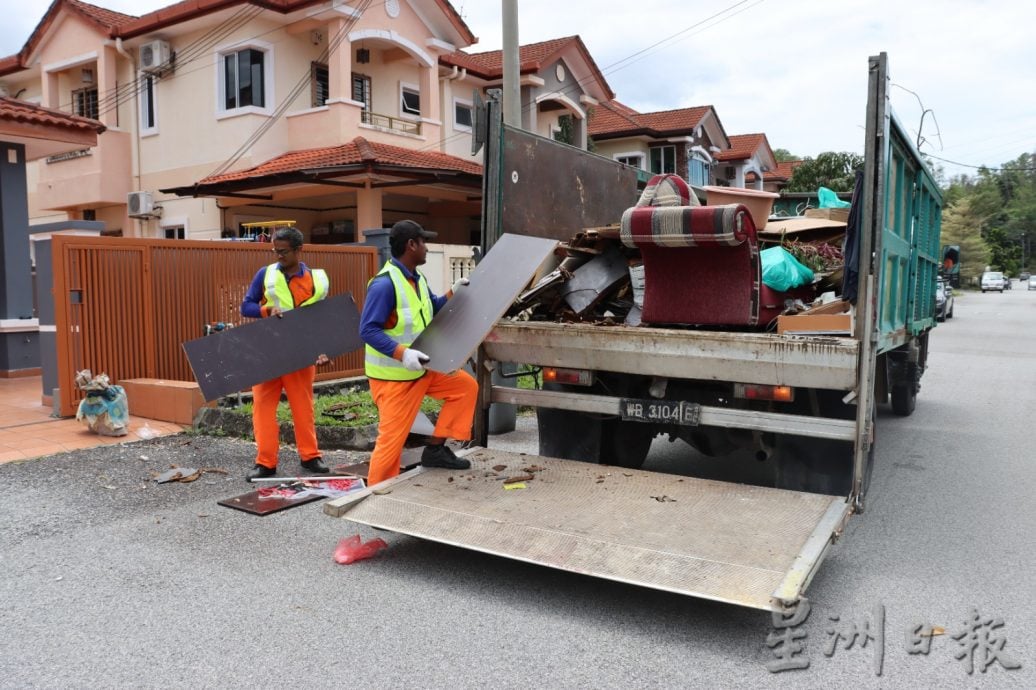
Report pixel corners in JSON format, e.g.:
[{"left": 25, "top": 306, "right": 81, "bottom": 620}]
[{"left": 235, "top": 388, "right": 443, "bottom": 428}]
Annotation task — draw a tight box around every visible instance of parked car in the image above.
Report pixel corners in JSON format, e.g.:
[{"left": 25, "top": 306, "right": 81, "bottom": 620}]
[
  {"left": 981, "top": 271, "right": 1006, "bottom": 292},
  {"left": 935, "top": 280, "right": 954, "bottom": 321},
  {"left": 1029, "top": 275, "right": 1036, "bottom": 290},
  {"left": 1020, "top": 271, "right": 1030, "bottom": 281},
  {"left": 1004, "top": 275, "right": 1013, "bottom": 290}
]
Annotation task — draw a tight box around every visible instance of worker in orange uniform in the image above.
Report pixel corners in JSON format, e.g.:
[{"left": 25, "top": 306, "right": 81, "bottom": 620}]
[
  {"left": 241, "top": 226, "right": 331, "bottom": 481},
  {"left": 359, "top": 220, "right": 478, "bottom": 486}
]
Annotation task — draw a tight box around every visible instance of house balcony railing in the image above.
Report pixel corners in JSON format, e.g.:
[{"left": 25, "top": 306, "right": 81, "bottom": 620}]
[{"left": 361, "top": 110, "right": 421, "bottom": 136}]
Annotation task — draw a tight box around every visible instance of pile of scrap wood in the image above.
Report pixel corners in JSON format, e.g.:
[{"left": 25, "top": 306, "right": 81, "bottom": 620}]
[
  {"left": 506, "top": 226, "right": 644, "bottom": 325},
  {"left": 505, "top": 209, "right": 854, "bottom": 335}
]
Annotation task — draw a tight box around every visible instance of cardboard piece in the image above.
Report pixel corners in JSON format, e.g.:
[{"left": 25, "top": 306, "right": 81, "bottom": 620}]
[
  {"left": 805, "top": 207, "right": 850, "bottom": 222},
  {"left": 121, "top": 378, "right": 213, "bottom": 425},
  {"left": 182, "top": 292, "right": 364, "bottom": 401},
  {"left": 777, "top": 312, "right": 853, "bottom": 336},
  {"left": 757, "top": 217, "right": 847, "bottom": 245},
  {"left": 412, "top": 234, "right": 558, "bottom": 373}
]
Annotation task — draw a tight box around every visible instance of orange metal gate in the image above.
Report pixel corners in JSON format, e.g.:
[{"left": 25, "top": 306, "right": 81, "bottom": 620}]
[{"left": 51, "top": 236, "right": 378, "bottom": 417}]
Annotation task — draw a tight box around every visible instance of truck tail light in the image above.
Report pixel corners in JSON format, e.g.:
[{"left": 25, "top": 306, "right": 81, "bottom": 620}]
[
  {"left": 542, "top": 367, "right": 594, "bottom": 387},
  {"left": 733, "top": 383, "right": 795, "bottom": 402}
]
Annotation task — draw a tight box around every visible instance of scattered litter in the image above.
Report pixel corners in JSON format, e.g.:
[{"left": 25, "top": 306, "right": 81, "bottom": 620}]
[
  {"left": 372, "top": 488, "right": 392, "bottom": 495},
  {"left": 197, "top": 514, "right": 210, "bottom": 518},
  {"left": 54, "top": 576, "right": 63, "bottom": 582},
  {"left": 623, "top": 473, "right": 633, "bottom": 477},
  {"left": 153, "top": 466, "right": 228, "bottom": 484},
  {"left": 447, "top": 477, "right": 454, "bottom": 483},
  {"left": 136, "top": 423, "right": 159, "bottom": 440},
  {"left": 333, "top": 534, "right": 389, "bottom": 565},
  {"left": 650, "top": 495, "right": 677, "bottom": 502},
  {"left": 74, "top": 370, "right": 128, "bottom": 437},
  {"left": 521, "top": 465, "right": 546, "bottom": 473},
  {"left": 503, "top": 482, "right": 527, "bottom": 490},
  {"left": 492, "top": 465, "right": 508, "bottom": 472},
  {"left": 139, "top": 455, "right": 149, "bottom": 461},
  {"left": 595, "top": 479, "right": 604, "bottom": 484},
  {"left": 102, "top": 485, "right": 117, "bottom": 490},
  {"left": 504, "top": 474, "right": 534, "bottom": 484}
]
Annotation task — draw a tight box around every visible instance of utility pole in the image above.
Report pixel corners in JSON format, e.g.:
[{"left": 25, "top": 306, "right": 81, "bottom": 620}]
[{"left": 501, "top": 0, "right": 522, "bottom": 128}]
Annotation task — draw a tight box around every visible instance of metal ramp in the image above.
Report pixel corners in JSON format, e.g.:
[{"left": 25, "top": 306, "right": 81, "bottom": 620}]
[{"left": 325, "top": 449, "right": 851, "bottom": 611}]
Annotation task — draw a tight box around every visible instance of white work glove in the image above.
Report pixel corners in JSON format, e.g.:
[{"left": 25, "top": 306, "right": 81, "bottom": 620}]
[
  {"left": 452, "top": 277, "right": 470, "bottom": 293},
  {"left": 402, "top": 348, "right": 430, "bottom": 371}
]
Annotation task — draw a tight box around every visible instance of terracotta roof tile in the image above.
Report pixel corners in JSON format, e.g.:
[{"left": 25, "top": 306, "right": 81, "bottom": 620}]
[
  {"left": 0, "top": 96, "right": 106, "bottom": 134},
  {"left": 589, "top": 100, "right": 710, "bottom": 138},
  {"left": 199, "top": 136, "right": 482, "bottom": 185},
  {"left": 715, "top": 133, "right": 768, "bottom": 162},
  {"left": 441, "top": 36, "right": 579, "bottom": 78},
  {"left": 67, "top": 0, "right": 137, "bottom": 28}
]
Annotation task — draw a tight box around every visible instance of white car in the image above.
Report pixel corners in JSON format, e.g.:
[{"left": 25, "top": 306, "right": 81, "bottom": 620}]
[
  {"left": 981, "top": 271, "right": 1005, "bottom": 292},
  {"left": 1029, "top": 275, "right": 1036, "bottom": 291}
]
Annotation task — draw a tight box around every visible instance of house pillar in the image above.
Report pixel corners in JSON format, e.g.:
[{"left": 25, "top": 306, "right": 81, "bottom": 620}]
[
  {"left": 97, "top": 45, "right": 119, "bottom": 128},
  {"left": 575, "top": 115, "right": 587, "bottom": 150},
  {"left": 327, "top": 17, "right": 353, "bottom": 103},
  {"left": 41, "top": 70, "right": 59, "bottom": 109},
  {"left": 0, "top": 141, "right": 39, "bottom": 374},
  {"left": 419, "top": 63, "right": 439, "bottom": 123},
  {"left": 357, "top": 185, "right": 383, "bottom": 233}
]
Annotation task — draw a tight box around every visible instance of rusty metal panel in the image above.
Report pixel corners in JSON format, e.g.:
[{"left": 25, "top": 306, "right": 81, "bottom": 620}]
[
  {"left": 412, "top": 233, "right": 557, "bottom": 373},
  {"left": 52, "top": 236, "right": 378, "bottom": 417},
  {"left": 483, "top": 321, "right": 860, "bottom": 391},
  {"left": 499, "top": 127, "right": 639, "bottom": 241},
  {"left": 183, "top": 292, "right": 364, "bottom": 401}
]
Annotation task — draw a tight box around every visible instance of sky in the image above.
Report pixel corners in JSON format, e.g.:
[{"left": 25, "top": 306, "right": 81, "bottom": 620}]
[{"left": 3, "top": 0, "right": 1035, "bottom": 180}]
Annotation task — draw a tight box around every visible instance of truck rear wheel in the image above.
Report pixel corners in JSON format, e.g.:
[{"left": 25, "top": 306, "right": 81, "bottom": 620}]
[{"left": 890, "top": 383, "right": 916, "bottom": 416}]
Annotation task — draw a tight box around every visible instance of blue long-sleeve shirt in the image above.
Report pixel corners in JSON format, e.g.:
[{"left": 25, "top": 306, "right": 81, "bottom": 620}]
[{"left": 360, "top": 259, "right": 448, "bottom": 358}]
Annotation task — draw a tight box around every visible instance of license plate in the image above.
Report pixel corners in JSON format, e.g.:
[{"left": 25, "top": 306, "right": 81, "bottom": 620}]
[{"left": 619, "top": 398, "right": 701, "bottom": 426}]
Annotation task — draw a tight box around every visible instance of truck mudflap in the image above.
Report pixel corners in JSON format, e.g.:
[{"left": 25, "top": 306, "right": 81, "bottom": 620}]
[{"left": 325, "top": 448, "right": 852, "bottom": 611}]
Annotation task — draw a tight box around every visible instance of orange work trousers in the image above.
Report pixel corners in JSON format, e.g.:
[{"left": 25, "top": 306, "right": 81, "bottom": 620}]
[
  {"left": 367, "top": 369, "right": 478, "bottom": 486},
  {"left": 251, "top": 365, "right": 320, "bottom": 469}
]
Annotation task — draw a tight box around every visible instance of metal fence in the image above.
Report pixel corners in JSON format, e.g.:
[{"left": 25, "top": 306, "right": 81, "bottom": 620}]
[{"left": 51, "top": 236, "right": 378, "bottom": 416}]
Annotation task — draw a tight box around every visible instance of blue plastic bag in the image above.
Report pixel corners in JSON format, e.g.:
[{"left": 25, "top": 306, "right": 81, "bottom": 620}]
[
  {"left": 818, "top": 187, "right": 851, "bottom": 209},
  {"left": 761, "top": 246, "right": 815, "bottom": 292}
]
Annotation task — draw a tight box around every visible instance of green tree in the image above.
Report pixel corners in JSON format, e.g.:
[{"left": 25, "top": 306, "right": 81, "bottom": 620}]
[
  {"left": 772, "top": 148, "right": 797, "bottom": 162},
  {"left": 939, "top": 197, "right": 991, "bottom": 285},
  {"left": 783, "top": 151, "right": 864, "bottom": 192}
]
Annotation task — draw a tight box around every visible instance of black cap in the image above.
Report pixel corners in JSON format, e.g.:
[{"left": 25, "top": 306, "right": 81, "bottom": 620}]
[{"left": 389, "top": 219, "right": 437, "bottom": 243}]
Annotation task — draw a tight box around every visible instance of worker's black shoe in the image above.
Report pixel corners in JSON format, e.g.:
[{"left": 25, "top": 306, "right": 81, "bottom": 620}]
[
  {"left": 246, "top": 464, "right": 277, "bottom": 482},
  {"left": 421, "top": 444, "right": 470, "bottom": 470},
  {"left": 300, "top": 457, "right": 330, "bottom": 474}
]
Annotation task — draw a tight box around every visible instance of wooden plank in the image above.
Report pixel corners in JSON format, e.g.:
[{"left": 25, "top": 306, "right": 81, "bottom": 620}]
[
  {"left": 412, "top": 233, "right": 557, "bottom": 373},
  {"left": 182, "top": 292, "right": 364, "bottom": 401}
]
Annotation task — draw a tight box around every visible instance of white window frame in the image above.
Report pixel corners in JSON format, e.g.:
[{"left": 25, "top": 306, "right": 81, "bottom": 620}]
[
  {"left": 139, "top": 72, "right": 158, "bottom": 136},
  {"left": 399, "top": 81, "right": 421, "bottom": 120},
  {"left": 215, "top": 40, "right": 274, "bottom": 120},
  {"left": 453, "top": 96, "right": 473, "bottom": 132},
  {"left": 613, "top": 151, "right": 644, "bottom": 170},
  {"left": 649, "top": 145, "right": 677, "bottom": 174}
]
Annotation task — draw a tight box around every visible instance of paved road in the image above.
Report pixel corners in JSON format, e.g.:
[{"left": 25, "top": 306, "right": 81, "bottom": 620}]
[{"left": 1, "top": 288, "right": 1032, "bottom": 688}]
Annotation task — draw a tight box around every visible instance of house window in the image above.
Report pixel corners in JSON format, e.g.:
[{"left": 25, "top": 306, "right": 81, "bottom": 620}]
[
  {"left": 400, "top": 84, "right": 420, "bottom": 118},
  {"left": 140, "top": 74, "right": 157, "bottom": 131},
  {"left": 352, "top": 73, "right": 371, "bottom": 111},
  {"left": 454, "top": 98, "right": 473, "bottom": 130},
  {"left": 689, "top": 156, "right": 709, "bottom": 187},
  {"left": 72, "top": 87, "right": 99, "bottom": 120},
  {"left": 164, "top": 226, "right": 185, "bottom": 240},
  {"left": 649, "top": 145, "right": 676, "bottom": 174},
  {"left": 312, "top": 62, "right": 329, "bottom": 107},
  {"left": 222, "top": 48, "right": 265, "bottom": 110},
  {"left": 617, "top": 155, "right": 642, "bottom": 169}
]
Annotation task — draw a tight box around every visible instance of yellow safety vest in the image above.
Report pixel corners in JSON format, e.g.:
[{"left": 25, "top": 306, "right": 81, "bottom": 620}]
[
  {"left": 262, "top": 263, "right": 329, "bottom": 311},
  {"left": 364, "top": 261, "right": 433, "bottom": 381}
]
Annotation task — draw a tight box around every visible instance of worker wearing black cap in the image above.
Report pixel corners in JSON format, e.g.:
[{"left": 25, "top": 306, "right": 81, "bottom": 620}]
[{"left": 359, "top": 220, "right": 478, "bottom": 485}]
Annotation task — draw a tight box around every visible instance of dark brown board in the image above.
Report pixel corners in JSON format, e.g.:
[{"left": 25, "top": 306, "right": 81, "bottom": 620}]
[
  {"left": 182, "top": 292, "right": 364, "bottom": 401},
  {"left": 217, "top": 490, "right": 322, "bottom": 516},
  {"left": 411, "top": 233, "right": 557, "bottom": 373}
]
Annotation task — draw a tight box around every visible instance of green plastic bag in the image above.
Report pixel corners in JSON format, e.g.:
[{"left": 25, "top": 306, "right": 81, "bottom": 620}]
[
  {"left": 818, "top": 187, "right": 851, "bottom": 209},
  {"left": 761, "top": 246, "right": 814, "bottom": 292}
]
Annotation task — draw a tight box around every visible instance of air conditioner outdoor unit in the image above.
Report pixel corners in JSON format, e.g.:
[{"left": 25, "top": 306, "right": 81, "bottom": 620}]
[
  {"left": 140, "top": 40, "right": 172, "bottom": 73},
  {"left": 127, "top": 191, "right": 155, "bottom": 218}
]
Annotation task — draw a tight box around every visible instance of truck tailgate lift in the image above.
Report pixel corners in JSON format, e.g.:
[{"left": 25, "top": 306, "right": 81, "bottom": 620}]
[{"left": 326, "top": 449, "right": 851, "bottom": 611}]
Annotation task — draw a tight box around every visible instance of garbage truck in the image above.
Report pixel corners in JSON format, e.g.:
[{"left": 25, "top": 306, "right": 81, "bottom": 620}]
[{"left": 326, "top": 53, "right": 942, "bottom": 612}]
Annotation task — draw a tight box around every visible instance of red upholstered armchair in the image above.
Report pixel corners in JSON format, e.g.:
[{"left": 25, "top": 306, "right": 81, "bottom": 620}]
[{"left": 620, "top": 174, "right": 762, "bottom": 326}]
